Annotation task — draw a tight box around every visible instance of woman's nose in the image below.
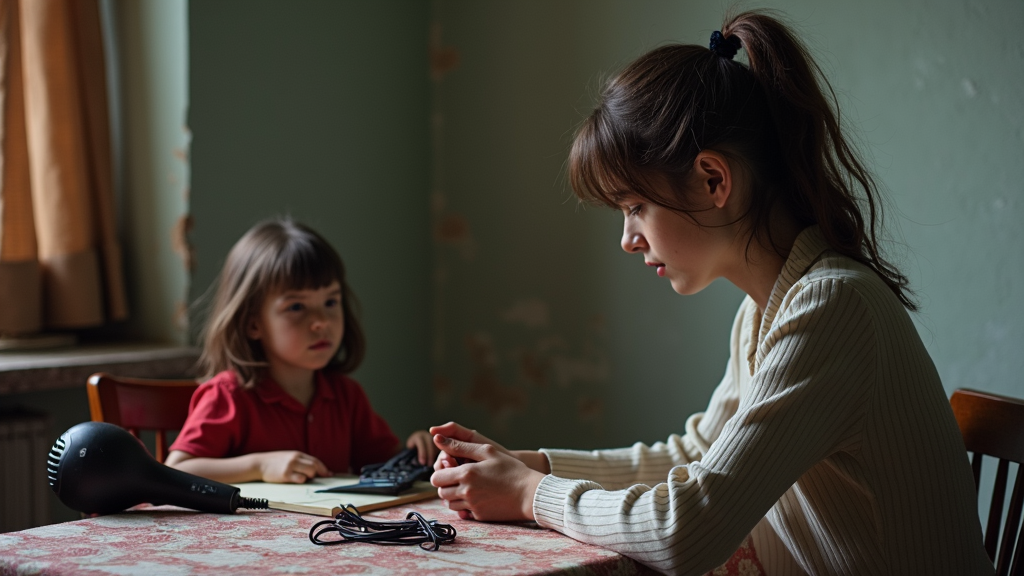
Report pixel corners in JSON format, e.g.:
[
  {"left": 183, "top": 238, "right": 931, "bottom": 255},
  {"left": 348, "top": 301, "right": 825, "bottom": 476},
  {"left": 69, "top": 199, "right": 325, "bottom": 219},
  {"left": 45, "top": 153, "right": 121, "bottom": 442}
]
[{"left": 621, "top": 230, "right": 646, "bottom": 253}]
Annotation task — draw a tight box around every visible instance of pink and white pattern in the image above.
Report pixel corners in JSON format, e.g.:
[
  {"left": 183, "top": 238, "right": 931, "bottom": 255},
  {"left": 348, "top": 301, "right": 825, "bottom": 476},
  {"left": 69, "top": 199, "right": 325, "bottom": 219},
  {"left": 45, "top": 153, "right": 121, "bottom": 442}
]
[
  {"left": 706, "top": 535, "right": 767, "bottom": 576},
  {"left": 0, "top": 499, "right": 655, "bottom": 575},
  {"left": 0, "top": 498, "right": 767, "bottom": 575}
]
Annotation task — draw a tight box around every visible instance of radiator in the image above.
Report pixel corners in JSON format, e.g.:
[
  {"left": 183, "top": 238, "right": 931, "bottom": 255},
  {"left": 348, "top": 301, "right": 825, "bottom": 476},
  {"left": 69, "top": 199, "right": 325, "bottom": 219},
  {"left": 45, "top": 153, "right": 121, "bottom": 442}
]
[{"left": 0, "top": 409, "right": 50, "bottom": 532}]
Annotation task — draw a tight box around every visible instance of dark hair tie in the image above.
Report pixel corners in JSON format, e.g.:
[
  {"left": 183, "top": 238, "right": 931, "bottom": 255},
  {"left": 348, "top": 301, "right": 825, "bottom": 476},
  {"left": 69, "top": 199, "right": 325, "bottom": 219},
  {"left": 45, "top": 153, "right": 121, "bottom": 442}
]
[{"left": 709, "top": 30, "right": 741, "bottom": 60}]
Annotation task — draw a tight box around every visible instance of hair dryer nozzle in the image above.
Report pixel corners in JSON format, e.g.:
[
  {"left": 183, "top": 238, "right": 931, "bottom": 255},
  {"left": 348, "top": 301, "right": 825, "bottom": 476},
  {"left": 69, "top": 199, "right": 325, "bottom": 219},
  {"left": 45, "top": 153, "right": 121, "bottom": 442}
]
[{"left": 48, "top": 422, "right": 261, "bottom": 516}]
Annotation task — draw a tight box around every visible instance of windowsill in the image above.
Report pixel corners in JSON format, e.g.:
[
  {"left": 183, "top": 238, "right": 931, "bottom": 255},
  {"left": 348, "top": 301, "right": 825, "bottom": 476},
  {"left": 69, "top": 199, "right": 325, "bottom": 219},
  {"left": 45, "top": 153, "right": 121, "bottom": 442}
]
[{"left": 0, "top": 344, "right": 200, "bottom": 395}]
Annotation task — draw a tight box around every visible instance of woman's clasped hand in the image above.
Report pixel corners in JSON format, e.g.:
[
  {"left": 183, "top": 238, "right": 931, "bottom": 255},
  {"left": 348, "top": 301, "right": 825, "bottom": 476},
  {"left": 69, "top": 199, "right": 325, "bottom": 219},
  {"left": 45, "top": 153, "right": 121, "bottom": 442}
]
[{"left": 429, "top": 422, "right": 550, "bottom": 521}]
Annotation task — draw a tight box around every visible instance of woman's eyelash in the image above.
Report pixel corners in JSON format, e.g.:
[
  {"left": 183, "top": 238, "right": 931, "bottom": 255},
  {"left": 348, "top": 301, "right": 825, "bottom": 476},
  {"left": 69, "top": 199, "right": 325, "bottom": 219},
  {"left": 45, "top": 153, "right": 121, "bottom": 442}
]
[{"left": 628, "top": 204, "right": 642, "bottom": 216}]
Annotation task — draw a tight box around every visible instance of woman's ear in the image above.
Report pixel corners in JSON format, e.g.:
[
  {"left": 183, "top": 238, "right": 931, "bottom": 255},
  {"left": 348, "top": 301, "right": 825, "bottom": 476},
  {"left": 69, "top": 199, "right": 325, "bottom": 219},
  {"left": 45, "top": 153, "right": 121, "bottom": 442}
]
[{"left": 692, "top": 151, "right": 733, "bottom": 209}]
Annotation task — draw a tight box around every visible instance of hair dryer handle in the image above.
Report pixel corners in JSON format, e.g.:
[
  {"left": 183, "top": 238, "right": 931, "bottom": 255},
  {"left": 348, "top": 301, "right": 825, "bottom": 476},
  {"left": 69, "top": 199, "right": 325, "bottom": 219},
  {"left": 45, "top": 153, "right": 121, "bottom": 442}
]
[{"left": 146, "top": 462, "right": 244, "bottom": 514}]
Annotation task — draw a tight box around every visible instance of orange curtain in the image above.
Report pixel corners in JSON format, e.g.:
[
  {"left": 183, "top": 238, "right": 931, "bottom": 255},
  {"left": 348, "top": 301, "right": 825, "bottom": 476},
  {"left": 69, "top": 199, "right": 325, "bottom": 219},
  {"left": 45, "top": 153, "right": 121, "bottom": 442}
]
[{"left": 0, "top": 0, "right": 126, "bottom": 335}]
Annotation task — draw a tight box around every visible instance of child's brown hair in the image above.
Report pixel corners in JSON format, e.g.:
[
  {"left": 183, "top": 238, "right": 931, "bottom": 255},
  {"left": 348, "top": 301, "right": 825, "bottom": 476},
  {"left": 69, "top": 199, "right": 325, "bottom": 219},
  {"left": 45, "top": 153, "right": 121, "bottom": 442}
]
[
  {"left": 198, "top": 217, "right": 366, "bottom": 387},
  {"left": 570, "top": 10, "right": 915, "bottom": 310}
]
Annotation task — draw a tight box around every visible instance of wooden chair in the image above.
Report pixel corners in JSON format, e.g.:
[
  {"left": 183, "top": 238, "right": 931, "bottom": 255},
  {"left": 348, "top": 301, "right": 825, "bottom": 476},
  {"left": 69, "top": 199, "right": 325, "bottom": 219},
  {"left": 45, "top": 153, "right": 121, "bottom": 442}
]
[
  {"left": 86, "top": 372, "right": 199, "bottom": 463},
  {"left": 951, "top": 388, "right": 1024, "bottom": 576}
]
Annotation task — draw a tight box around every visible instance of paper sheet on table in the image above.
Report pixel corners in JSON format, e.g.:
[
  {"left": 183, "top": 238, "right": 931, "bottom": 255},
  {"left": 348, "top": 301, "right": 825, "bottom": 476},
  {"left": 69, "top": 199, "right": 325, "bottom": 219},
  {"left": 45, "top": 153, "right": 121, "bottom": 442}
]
[{"left": 233, "top": 476, "right": 436, "bottom": 517}]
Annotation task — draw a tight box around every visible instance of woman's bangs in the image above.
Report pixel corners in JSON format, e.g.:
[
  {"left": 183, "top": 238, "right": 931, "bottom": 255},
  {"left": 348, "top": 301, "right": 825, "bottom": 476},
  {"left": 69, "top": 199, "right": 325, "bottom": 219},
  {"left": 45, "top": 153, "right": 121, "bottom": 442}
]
[{"left": 570, "top": 115, "right": 637, "bottom": 208}]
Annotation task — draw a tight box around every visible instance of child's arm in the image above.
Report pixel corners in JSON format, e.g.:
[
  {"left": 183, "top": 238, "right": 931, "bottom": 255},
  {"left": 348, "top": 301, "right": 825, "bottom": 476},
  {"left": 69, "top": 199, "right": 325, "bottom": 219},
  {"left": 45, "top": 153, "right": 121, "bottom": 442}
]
[{"left": 165, "top": 449, "right": 331, "bottom": 484}]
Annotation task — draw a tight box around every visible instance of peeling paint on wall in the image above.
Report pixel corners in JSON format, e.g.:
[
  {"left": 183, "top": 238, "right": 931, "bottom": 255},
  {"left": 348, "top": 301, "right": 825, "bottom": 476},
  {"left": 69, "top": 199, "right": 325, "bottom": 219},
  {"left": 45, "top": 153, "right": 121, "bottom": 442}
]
[
  {"left": 119, "top": 0, "right": 191, "bottom": 345},
  {"left": 459, "top": 309, "right": 611, "bottom": 430},
  {"left": 167, "top": 121, "right": 192, "bottom": 339},
  {"left": 515, "top": 349, "right": 550, "bottom": 387},
  {"left": 502, "top": 298, "right": 549, "bottom": 328},
  {"left": 465, "top": 332, "right": 528, "bottom": 425},
  {"left": 171, "top": 213, "right": 195, "bottom": 272},
  {"left": 426, "top": 7, "right": 619, "bottom": 443},
  {"left": 434, "top": 212, "right": 475, "bottom": 260},
  {"left": 548, "top": 355, "right": 609, "bottom": 389},
  {"left": 435, "top": 213, "right": 469, "bottom": 243},
  {"left": 173, "top": 300, "right": 188, "bottom": 332},
  {"left": 576, "top": 396, "right": 604, "bottom": 422},
  {"left": 429, "top": 21, "right": 460, "bottom": 82},
  {"left": 429, "top": 14, "right": 469, "bottom": 407}
]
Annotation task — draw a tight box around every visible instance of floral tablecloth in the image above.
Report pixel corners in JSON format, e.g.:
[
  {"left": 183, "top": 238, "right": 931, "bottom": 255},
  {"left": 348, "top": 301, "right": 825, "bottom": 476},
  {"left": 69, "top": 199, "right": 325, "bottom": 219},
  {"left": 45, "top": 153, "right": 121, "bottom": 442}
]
[{"left": 0, "top": 499, "right": 654, "bottom": 575}]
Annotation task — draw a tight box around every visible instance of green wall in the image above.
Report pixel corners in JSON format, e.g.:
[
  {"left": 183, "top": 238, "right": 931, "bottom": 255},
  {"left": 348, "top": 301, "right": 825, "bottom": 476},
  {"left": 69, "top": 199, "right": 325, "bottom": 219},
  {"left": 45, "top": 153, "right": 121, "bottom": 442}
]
[
  {"left": 117, "top": 0, "right": 191, "bottom": 344},
  {"left": 188, "top": 0, "right": 433, "bottom": 440},
  {"left": 189, "top": 1, "right": 1022, "bottom": 455}
]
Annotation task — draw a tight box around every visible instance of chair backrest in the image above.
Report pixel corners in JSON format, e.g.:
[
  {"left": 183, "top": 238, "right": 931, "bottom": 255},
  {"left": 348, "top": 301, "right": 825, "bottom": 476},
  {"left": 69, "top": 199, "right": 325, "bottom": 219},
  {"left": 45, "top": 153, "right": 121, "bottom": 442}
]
[
  {"left": 86, "top": 372, "right": 199, "bottom": 463},
  {"left": 950, "top": 388, "right": 1024, "bottom": 576}
]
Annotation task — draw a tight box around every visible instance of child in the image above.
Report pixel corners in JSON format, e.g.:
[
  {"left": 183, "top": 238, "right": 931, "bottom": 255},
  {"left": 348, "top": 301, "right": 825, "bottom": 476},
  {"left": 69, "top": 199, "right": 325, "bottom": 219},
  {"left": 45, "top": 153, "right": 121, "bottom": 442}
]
[
  {"left": 166, "top": 218, "right": 436, "bottom": 484},
  {"left": 428, "top": 11, "right": 993, "bottom": 576}
]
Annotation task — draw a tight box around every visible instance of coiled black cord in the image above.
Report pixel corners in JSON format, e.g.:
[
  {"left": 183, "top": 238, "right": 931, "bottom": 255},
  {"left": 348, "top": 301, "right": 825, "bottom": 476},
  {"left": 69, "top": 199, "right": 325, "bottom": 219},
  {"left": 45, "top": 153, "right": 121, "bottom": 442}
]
[{"left": 309, "top": 504, "right": 457, "bottom": 551}]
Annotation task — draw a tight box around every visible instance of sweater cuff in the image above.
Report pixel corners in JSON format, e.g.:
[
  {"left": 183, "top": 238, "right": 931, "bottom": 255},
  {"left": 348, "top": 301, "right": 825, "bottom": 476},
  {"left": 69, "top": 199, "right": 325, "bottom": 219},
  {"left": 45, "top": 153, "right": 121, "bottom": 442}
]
[{"left": 532, "top": 474, "right": 601, "bottom": 532}]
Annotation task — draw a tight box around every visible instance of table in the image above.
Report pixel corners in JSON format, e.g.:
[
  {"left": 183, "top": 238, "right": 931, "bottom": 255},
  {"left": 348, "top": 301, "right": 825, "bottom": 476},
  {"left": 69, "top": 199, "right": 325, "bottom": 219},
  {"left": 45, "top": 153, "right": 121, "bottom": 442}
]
[{"left": 0, "top": 498, "right": 655, "bottom": 575}]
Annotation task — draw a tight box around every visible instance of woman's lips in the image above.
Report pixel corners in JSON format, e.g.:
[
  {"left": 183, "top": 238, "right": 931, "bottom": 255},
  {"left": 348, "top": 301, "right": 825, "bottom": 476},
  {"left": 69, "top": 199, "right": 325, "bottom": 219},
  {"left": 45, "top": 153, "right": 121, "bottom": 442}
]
[
  {"left": 310, "top": 340, "right": 331, "bottom": 350},
  {"left": 646, "top": 261, "right": 666, "bottom": 277}
]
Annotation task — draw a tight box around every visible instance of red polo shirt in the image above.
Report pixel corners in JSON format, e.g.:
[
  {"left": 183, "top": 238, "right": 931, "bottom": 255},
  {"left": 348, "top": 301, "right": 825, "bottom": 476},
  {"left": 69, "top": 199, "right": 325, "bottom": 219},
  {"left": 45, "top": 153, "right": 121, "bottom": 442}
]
[{"left": 169, "top": 369, "right": 400, "bottom": 474}]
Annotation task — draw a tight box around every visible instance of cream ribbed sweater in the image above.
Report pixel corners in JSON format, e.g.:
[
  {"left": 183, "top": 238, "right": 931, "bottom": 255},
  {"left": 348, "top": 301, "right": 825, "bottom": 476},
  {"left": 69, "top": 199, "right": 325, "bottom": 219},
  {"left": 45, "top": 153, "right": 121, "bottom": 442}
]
[{"left": 532, "top": 227, "right": 993, "bottom": 576}]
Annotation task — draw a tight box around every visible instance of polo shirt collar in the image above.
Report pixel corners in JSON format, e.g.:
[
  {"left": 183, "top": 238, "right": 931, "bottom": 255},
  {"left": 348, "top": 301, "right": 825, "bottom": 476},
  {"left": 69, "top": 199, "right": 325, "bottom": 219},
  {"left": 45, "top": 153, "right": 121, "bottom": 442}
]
[
  {"left": 254, "top": 370, "right": 336, "bottom": 411},
  {"left": 253, "top": 375, "right": 285, "bottom": 404},
  {"left": 747, "top": 225, "right": 831, "bottom": 374}
]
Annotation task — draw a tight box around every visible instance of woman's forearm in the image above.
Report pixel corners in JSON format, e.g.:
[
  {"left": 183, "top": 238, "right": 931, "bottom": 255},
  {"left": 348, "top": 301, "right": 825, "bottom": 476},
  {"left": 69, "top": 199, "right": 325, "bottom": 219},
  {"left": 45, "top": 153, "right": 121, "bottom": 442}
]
[{"left": 512, "top": 450, "right": 551, "bottom": 474}]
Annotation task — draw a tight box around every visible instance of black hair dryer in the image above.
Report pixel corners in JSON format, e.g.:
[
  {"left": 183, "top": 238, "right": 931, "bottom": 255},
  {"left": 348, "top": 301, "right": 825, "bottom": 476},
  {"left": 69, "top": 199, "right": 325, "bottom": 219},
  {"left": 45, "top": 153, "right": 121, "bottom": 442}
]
[{"left": 47, "top": 421, "right": 267, "bottom": 515}]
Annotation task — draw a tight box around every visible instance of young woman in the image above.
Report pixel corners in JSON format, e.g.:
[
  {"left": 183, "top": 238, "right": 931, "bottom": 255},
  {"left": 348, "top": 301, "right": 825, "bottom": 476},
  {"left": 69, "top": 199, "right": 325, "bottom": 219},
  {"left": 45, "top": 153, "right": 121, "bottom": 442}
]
[
  {"left": 429, "top": 11, "right": 993, "bottom": 576},
  {"left": 166, "top": 218, "right": 436, "bottom": 483}
]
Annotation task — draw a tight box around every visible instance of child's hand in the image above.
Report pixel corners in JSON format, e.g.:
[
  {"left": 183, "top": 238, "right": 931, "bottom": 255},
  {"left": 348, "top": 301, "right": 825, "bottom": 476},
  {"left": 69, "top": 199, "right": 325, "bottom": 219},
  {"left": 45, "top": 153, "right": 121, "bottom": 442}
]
[
  {"left": 257, "top": 450, "right": 331, "bottom": 483},
  {"left": 406, "top": 430, "right": 438, "bottom": 465}
]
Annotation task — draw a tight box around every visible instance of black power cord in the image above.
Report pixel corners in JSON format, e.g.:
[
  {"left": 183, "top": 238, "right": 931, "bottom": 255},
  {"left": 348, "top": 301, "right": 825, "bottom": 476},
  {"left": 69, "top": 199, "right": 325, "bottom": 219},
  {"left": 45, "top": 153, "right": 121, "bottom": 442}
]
[
  {"left": 237, "top": 497, "right": 269, "bottom": 510},
  {"left": 309, "top": 505, "right": 457, "bottom": 551}
]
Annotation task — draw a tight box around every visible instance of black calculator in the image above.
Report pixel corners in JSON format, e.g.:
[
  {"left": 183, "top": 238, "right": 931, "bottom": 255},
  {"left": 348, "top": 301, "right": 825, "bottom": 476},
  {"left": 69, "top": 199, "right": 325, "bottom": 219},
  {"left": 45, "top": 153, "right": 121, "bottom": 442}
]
[{"left": 315, "top": 448, "right": 432, "bottom": 496}]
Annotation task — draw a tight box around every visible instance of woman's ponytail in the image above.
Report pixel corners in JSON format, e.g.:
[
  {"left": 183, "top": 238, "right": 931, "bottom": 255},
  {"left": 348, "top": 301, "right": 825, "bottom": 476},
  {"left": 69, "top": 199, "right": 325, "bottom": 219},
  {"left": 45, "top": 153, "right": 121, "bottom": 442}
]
[{"left": 723, "top": 11, "right": 916, "bottom": 309}]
